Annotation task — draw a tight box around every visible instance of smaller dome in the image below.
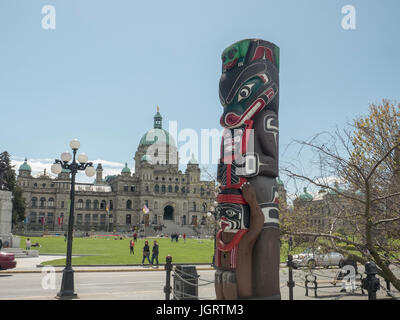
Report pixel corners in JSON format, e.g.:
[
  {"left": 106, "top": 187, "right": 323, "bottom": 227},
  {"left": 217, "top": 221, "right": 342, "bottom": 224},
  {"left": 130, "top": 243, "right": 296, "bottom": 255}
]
[
  {"left": 121, "top": 163, "right": 131, "bottom": 173},
  {"left": 355, "top": 189, "right": 365, "bottom": 197},
  {"left": 277, "top": 177, "right": 284, "bottom": 185},
  {"left": 61, "top": 168, "right": 70, "bottom": 173},
  {"left": 188, "top": 154, "right": 198, "bottom": 165},
  {"left": 19, "top": 158, "right": 31, "bottom": 171},
  {"left": 299, "top": 187, "right": 313, "bottom": 201},
  {"left": 141, "top": 154, "right": 152, "bottom": 162}
]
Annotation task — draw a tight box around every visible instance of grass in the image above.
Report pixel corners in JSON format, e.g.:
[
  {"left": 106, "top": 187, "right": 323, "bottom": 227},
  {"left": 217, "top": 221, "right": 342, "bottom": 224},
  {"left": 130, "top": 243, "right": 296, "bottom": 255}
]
[
  {"left": 19, "top": 236, "right": 308, "bottom": 266},
  {"left": 20, "top": 236, "right": 215, "bottom": 266}
]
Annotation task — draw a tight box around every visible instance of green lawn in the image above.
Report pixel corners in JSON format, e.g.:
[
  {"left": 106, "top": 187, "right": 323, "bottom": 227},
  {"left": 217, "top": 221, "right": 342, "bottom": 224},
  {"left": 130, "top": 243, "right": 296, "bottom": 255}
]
[
  {"left": 19, "top": 236, "right": 304, "bottom": 266},
  {"left": 20, "top": 236, "right": 215, "bottom": 266}
]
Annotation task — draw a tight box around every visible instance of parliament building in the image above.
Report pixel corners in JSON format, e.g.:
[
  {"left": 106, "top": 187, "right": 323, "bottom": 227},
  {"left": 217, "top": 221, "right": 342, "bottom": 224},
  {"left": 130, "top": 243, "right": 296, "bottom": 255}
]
[{"left": 16, "top": 110, "right": 216, "bottom": 234}]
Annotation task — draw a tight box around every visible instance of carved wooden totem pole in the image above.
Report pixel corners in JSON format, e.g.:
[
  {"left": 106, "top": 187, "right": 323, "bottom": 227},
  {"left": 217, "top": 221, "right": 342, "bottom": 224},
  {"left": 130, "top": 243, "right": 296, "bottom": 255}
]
[{"left": 215, "top": 39, "right": 281, "bottom": 300}]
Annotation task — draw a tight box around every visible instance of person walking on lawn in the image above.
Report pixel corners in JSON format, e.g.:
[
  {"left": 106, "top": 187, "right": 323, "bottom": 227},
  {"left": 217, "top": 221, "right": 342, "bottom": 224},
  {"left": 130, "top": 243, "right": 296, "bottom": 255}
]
[
  {"left": 151, "top": 240, "right": 159, "bottom": 267},
  {"left": 142, "top": 240, "right": 151, "bottom": 266},
  {"left": 129, "top": 239, "right": 135, "bottom": 255}
]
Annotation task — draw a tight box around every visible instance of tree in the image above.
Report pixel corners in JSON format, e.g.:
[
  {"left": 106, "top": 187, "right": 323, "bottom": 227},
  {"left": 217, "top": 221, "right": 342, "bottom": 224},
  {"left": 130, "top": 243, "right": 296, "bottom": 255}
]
[
  {"left": 0, "top": 151, "right": 26, "bottom": 224},
  {"left": 282, "top": 100, "right": 400, "bottom": 292}
]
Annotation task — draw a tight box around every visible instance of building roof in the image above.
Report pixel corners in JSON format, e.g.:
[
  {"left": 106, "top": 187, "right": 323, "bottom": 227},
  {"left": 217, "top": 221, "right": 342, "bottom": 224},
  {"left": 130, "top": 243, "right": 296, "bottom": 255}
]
[
  {"left": 121, "top": 163, "right": 131, "bottom": 173},
  {"left": 19, "top": 158, "right": 31, "bottom": 171},
  {"left": 139, "top": 108, "right": 176, "bottom": 148},
  {"left": 299, "top": 187, "right": 313, "bottom": 201}
]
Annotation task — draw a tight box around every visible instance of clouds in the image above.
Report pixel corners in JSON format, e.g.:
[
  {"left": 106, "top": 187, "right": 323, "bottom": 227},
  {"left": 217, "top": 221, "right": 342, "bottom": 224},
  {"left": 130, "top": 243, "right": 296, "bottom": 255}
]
[{"left": 11, "top": 156, "right": 129, "bottom": 183}]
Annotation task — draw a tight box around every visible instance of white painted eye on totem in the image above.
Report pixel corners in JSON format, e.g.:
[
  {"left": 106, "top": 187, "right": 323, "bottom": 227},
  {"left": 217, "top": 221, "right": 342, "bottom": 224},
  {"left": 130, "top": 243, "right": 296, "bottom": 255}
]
[
  {"left": 237, "top": 83, "right": 256, "bottom": 102},
  {"left": 226, "top": 210, "right": 235, "bottom": 218}
]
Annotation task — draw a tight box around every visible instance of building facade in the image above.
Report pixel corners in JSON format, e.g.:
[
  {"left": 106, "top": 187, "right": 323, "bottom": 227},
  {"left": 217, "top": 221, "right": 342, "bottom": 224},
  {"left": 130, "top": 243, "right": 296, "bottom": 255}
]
[{"left": 16, "top": 110, "right": 216, "bottom": 233}]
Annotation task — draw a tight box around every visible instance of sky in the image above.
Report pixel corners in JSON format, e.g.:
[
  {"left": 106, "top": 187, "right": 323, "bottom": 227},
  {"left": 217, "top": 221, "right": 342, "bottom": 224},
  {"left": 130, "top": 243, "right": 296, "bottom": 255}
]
[{"left": 1, "top": 0, "right": 399, "bottom": 197}]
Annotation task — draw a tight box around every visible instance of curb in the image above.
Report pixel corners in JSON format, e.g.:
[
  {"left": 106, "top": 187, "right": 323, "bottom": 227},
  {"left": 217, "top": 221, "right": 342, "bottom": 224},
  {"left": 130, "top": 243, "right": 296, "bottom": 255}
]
[{"left": 0, "top": 267, "right": 216, "bottom": 274}]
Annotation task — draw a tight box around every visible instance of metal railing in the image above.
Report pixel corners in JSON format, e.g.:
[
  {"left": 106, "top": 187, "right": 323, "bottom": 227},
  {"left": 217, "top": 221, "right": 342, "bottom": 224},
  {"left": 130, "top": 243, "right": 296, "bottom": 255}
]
[{"left": 164, "top": 255, "right": 215, "bottom": 300}]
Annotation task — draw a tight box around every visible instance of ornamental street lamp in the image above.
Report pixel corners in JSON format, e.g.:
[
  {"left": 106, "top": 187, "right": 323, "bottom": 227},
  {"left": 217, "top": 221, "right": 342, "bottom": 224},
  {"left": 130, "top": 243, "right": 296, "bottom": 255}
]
[{"left": 51, "top": 139, "right": 95, "bottom": 299}]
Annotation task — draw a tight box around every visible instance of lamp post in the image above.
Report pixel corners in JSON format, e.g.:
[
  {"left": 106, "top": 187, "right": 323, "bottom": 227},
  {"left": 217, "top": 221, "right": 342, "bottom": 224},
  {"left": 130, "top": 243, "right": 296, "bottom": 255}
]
[{"left": 51, "top": 139, "right": 95, "bottom": 299}]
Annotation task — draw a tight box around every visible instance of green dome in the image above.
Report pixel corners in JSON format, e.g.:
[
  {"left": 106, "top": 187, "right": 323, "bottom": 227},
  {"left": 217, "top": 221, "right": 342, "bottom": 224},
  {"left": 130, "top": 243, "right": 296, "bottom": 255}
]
[
  {"left": 19, "top": 158, "right": 31, "bottom": 171},
  {"left": 299, "top": 187, "right": 313, "bottom": 201},
  {"left": 61, "top": 168, "right": 70, "bottom": 173},
  {"left": 141, "top": 154, "right": 152, "bottom": 162},
  {"left": 121, "top": 163, "right": 131, "bottom": 173},
  {"left": 355, "top": 189, "right": 365, "bottom": 197},
  {"left": 139, "top": 128, "right": 176, "bottom": 148},
  {"left": 277, "top": 177, "right": 284, "bottom": 185},
  {"left": 328, "top": 182, "right": 343, "bottom": 195},
  {"left": 139, "top": 108, "right": 176, "bottom": 148}
]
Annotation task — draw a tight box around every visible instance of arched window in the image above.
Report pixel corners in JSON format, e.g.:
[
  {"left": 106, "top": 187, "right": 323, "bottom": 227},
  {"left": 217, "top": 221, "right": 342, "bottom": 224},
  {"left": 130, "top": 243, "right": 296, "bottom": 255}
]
[
  {"left": 126, "top": 200, "right": 132, "bottom": 209},
  {"left": 161, "top": 185, "right": 166, "bottom": 193},
  {"left": 100, "top": 200, "right": 106, "bottom": 210},
  {"left": 202, "top": 202, "right": 207, "bottom": 212},
  {"left": 126, "top": 214, "right": 132, "bottom": 225},
  {"left": 48, "top": 198, "right": 55, "bottom": 207},
  {"left": 40, "top": 197, "right": 46, "bottom": 208},
  {"left": 175, "top": 185, "right": 179, "bottom": 193},
  {"left": 168, "top": 185, "right": 172, "bottom": 193},
  {"left": 77, "top": 199, "right": 84, "bottom": 209},
  {"left": 93, "top": 200, "right": 99, "bottom": 210},
  {"left": 31, "top": 197, "right": 37, "bottom": 208},
  {"left": 86, "top": 199, "right": 91, "bottom": 209},
  {"left": 154, "top": 184, "right": 159, "bottom": 193}
]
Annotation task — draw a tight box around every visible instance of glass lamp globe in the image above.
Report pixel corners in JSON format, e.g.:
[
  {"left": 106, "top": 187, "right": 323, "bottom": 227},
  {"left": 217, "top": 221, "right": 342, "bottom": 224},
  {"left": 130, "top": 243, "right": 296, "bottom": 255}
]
[
  {"left": 51, "top": 163, "right": 62, "bottom": 175},
  {"left": 61, "top": 152, "right": 72, "bottom": 162},
  {"left": 207, "top": 212, "right": 212, "bottom": 218},
  {"left": 85, "top": 166, "right": 96, "bottom": 177},
  {"left": 77, "top": 153, "right": 88, "bottom": 164},
  {"left": 70, "top": 139, "right": 80, "bottom": 150}
]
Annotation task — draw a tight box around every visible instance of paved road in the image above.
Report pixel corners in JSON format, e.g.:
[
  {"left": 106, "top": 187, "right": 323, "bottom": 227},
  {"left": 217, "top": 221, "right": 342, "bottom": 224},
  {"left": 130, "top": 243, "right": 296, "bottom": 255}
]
[{"left": 0, "top": 256, "right": 398, "bottom": 300}]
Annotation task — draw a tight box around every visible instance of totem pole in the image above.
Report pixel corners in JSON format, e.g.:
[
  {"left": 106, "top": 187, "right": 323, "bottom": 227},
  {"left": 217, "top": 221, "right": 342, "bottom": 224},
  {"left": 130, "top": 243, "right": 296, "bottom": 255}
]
[{"left": 214, "top": 39, "right": 281, "bottom": 300}]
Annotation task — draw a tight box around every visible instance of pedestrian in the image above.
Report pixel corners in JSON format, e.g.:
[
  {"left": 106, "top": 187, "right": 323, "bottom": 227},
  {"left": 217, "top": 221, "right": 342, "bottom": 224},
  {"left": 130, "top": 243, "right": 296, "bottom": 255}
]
[
  {"left": 151, "top": 240, "right": 159, "bottom": 267},
  {"left": 64, "top": 232, "right": 67, "bottom": 242},
  {"left": 142, "top": 240, "right": 151, "bottom": 265},
  {"left": 26, "top": 238, "right": 31, "bottom": 250},
  {"left": 183, "top": 233, "right": 186, "bottom": 243},
  {"left": 133, "top": 232, "right": 137, "bottom": 242},
  {"left": 288, "top": 236, "right": 293, "bottom": 251},
  {"left": 0, "top": 238, "right": 3, "bottom": 251},
  {"left": 176, "top": 234, "right": 179, "bottom": 242},
  {"left": 129, "top": 239, "right": 135, "bottom": 255}
]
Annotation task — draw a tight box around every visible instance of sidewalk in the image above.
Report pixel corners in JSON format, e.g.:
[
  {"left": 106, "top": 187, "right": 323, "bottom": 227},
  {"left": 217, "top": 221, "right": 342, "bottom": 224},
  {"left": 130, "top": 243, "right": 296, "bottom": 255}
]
[{"left": 0, "top": 255, "right": 215, "bottom": 273}]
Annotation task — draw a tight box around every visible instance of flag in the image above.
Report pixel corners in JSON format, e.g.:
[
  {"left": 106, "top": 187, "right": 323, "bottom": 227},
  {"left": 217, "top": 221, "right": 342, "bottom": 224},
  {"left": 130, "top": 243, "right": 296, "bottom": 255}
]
[
  {"left": 58, "top": 217, "right": 63, "bottom": 225},
  {"left": 40, "top": 216, "right": 46, "bottom": 225},
  {"left": 142, "top": 204, "right": 149, "bottom": 214}
]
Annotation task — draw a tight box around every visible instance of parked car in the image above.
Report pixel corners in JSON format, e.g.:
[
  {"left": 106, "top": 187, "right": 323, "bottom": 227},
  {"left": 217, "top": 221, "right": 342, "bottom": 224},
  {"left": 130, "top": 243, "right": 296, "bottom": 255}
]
[
  {"left": 290, "top": 248, "right": 344, "bottom": 269},
  {"left": 0, "top": 252, "right": 17, "bottom": 270}
]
